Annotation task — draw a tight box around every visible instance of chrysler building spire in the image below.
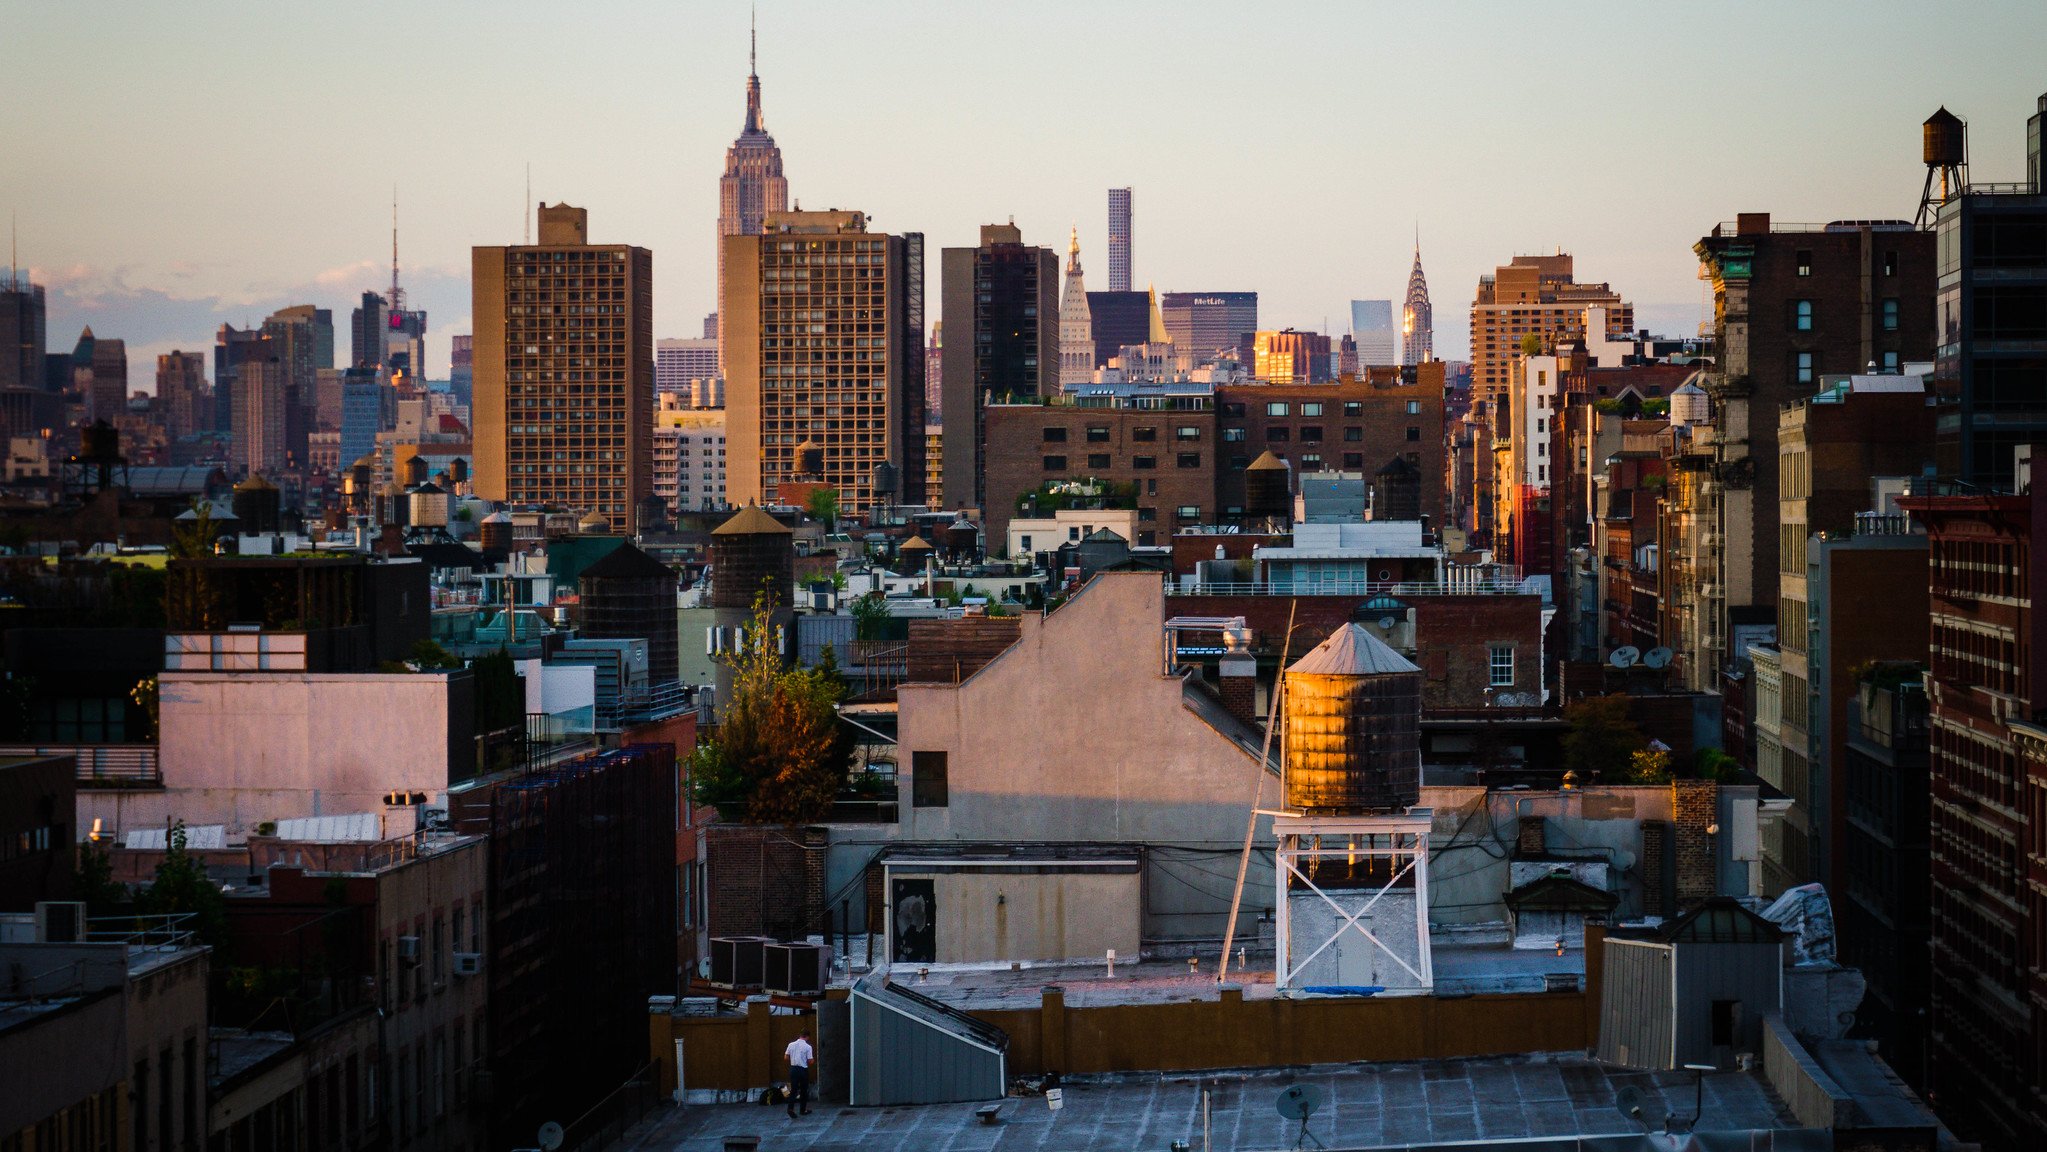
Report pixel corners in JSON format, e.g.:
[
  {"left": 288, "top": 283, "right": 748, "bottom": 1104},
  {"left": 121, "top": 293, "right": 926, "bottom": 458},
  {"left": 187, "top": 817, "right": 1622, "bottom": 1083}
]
[{"left": 1402, "top": 229, "right": 1433, "bottom": 366}]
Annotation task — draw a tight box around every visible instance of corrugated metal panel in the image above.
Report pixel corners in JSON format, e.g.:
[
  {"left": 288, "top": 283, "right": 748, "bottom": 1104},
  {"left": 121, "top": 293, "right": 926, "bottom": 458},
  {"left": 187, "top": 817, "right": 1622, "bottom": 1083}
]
[
  {"left": 1598, "top": 938, "right": 1674, "bottom": 1069},
  {"left": 849, "top": 972, "right": 1006, "bottom": 1106},
  {"left": 1672, "top": 940, "right": 1784, "bottom": 1065}
]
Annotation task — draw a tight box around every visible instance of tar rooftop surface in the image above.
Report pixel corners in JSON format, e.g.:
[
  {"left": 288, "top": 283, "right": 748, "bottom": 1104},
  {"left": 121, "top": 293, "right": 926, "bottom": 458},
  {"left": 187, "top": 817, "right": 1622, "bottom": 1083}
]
[{"left": 625, "top": 1053, "right": 1796, "bottom": 1152}]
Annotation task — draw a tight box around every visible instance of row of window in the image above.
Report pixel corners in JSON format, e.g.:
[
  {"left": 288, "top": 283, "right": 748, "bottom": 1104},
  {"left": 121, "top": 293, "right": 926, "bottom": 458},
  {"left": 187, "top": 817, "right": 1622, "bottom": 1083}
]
[
  {"left": 1788, "top": 298, "right": 1902, "bottom": 331},
  {"left": 1218, "top": 400, "right": 1424, "bottom": 418},
  {"left": 1042, "top": 454, "right": 1202, "bottom": 471},
  {"left": 1042, "top": 425, "right": 1204, "bottom": 443}
]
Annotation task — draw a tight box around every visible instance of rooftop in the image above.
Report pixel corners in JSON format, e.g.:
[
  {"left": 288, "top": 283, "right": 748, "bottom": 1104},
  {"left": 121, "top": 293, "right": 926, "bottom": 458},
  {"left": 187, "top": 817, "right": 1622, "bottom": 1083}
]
[{"left": 632, "top": 1054, "right": 1808, "bottom": 1152}]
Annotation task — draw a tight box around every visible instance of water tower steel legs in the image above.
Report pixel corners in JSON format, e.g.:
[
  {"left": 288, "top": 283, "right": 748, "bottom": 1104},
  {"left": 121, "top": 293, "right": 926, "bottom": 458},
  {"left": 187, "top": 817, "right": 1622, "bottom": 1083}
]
[{"left": 1272, "top": 810, "right": 1433, "bottom": 994}]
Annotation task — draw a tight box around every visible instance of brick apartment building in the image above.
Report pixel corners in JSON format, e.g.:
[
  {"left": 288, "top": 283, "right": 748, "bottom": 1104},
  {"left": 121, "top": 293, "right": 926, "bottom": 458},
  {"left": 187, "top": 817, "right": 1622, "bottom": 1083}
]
[
  {"left": 1897, "top": 490, "right": 2047, "bottom": 1148},
  {"left": 1214, "top": 364, "right": 1446, "bottom": 526},
  {"left": 981, "top": 398, "right": 1216, "bottom": 549}
]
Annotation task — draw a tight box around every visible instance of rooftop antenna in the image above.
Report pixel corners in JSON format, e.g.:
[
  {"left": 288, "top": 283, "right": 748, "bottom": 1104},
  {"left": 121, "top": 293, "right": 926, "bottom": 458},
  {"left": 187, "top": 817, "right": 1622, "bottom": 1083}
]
[
  {"left": 750, "top": 3, "right": 757, "bottom": 77},
  {"left": 389, "top": 187, "right": 404, "bottom": 312}
]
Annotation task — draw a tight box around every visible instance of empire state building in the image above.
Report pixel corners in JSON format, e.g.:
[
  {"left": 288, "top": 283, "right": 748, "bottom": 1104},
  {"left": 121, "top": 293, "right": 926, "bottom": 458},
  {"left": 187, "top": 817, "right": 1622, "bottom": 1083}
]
[{"left": 716, "top": 22, "right": 789, "bottom": 374}]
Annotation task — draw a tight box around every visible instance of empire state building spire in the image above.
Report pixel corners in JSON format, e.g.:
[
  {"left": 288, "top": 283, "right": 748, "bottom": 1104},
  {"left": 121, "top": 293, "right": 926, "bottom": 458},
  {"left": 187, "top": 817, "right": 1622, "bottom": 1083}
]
[
  {"left": 1402, "top": 229, "right": 1433, "bottom": 366},
  {"left": 717, "top": 7, "right": 790, "bottom": 374}
]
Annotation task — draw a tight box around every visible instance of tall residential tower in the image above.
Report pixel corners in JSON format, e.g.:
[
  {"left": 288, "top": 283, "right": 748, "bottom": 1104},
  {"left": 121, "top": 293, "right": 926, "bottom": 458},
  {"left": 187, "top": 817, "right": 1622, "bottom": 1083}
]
[
  {"left": 472, "top": 203, "right": 655, "bottom": 532},
  {"left": 716, "top": 17, "right": 790, "bottom": 374},
  {"left": 1107, "top": 187, "right": 1133, "bottom": 292}
]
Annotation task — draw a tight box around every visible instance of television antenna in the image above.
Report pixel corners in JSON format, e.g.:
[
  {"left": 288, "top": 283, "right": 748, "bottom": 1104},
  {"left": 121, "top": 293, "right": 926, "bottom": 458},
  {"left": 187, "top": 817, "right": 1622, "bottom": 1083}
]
[{"left": 1276, "top": 1084, "right": 1327, "bottom": 1150}]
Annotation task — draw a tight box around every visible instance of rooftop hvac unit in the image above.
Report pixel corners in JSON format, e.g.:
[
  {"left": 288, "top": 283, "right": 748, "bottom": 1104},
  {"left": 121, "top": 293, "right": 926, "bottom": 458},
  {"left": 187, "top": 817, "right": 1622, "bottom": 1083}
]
[
  {"left": 764, "top": 942, "right": 832, "bottom": 996},
  {"left": 453, "top": 952, "right": 483, "bottom": 977},
  {"left": 35, "top": 901, "right": 88, "bottom": 944},
  {"left": 708, "top": 936, "right": 775, "bottom": 987},
  {"left": 398, "top": 934, "right": 421, "bottom": 964}
]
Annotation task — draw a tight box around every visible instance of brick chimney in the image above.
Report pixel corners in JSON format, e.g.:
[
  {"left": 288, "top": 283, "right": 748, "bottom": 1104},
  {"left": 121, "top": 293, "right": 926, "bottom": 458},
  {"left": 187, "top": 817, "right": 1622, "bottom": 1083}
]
[
  {"left": 1219, "top": 651, "right": 1259, "bottom": 729},
  {"left": 1671, "top": 780, "right": 1718, "bottom": 904}
]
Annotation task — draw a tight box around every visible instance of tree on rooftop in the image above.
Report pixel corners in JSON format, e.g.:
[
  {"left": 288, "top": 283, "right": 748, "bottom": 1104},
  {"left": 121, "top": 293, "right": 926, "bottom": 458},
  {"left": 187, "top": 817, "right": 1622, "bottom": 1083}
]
[
  {"left": 138, "top": 820, "right": 226, "bottom": 946},
  {"left": 693, "top": 589, "right": 848, "bottom": 823},
  {"left": 1561, "top": 694, "right": 1643, "bottom": 782},
  {"left": 806, "top": 489, "right": 840, "bottom": 532}
]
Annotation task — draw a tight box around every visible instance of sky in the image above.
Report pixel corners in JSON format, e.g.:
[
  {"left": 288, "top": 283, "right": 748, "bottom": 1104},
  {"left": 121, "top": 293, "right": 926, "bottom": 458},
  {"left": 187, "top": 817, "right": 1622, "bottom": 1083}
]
[{"left": 5, "top": 0, "right": 2045, "bottom": 393}]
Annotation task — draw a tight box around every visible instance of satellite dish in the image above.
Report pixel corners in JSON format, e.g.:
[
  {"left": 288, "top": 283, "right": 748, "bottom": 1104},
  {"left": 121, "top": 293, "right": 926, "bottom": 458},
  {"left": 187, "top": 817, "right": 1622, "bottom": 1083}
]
[
  {"left": 1378, "top": 616, "right": 1397, "bottom": 630},
  {"left": 1615, "top": 1085, "right": 1650, "bottom": 1129},
  {"left": 1612, "top": 849, "right": 1638, "bottom": 873},
  {"left": 537, "top": 1122, "right": 565, "bottom": 1151},
  {"left": 1644, "top": 646, "right": 1674, "bottom": 669},
  {"left": 1609, "top": 646, "right": 1641, "bottom": 668},
  {"left": 1276, "top": 1083, "right": 1324, "bottom": 1122}
]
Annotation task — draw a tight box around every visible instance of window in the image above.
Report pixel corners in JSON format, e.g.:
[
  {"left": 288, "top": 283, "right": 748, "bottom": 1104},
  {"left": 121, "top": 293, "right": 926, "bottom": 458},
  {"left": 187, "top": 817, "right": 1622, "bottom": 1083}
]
[
  {"left": 1300, "top": 454, "right": 1323, "bottom": 471},
  {"left": 1086, "top": 426, "right": 1110, "bottom": 442},
  {"left": 1222, "top": 427, "right": 1246, "bottom": 442},
  {"left": 1301, "top": 402, "right": 1324, "bottom": 416},
  {"left": 1884, "top": 250, "right": 1898, "bottom": 277},
  {"left": 1176, "top": 425, "right": 1201, "bottom": 440},
  {"left": 1132, "top": 426, "right": 1158, "bottom": 442},
  {"left": 1882, "top": 351, "right": 1900, "bottom": 373},
  {"left": 1137, "top": 506, "right": 1157, "bottom": 521},
  {"left": 1019, "top": 534, "right": 1032, "bottom": 553},
  {"left": 1407, "top": 426, "right": 1422, "bottom": 441},
  {"left": 1146, "top": 479, "right": 1157, "bottom": 495},
  {"left": 1489, "top": 646, "right": 1515, "bottom": 687},
  {"left": 1132, "top": 455, "right": 1156, "bottom": 469},
  {"left": 1176, "top": 506, "right": 1201, "bottom": 520},
  {"left": 1177, "top": 452, "right": 1201, "bottom": 468},
  {"left": 911, "top": 751, "right": 948, "bottom": 807},
  {"left": 1795, "top": 352, "right": 1815, "bottom": 385},
  {"left": 1406, "top": 400, "right": 1421, "bottom": 415},
  {"left": 1042, "top": 454, "right": 1067, "bottom": 471},
  {"left": 1221, "top": 402, "right": 1246, "bottom": 418},
  {"left": 1265, "top": 402, "right": 1290, "bottom": 416},
  {"left": 1088, "top": 453, "right": 1112, "bottom": 469},
  {"left": 1343, "top": 402, "right": 1363, "bottom": 417},
  {"left": 1795, "top": 250, "right": 1813, "bottom": 277},
  {"left": 1882, "top": 298, "right": 1899, "bottom": 331},
  {"left": 1793, "top": 300, "right": 1813, "bottom": 331},
  {"left": 1265, "top": 427, "right": 1291, "bottom": 442},
  {"left": 1344, "top": 427, "right": 1363, "bottom": 442},
  {"left": 1042, "top": 426, "right": 1067, "bottom": 442},
  {"left": 1299, "top": 426, "right": 1323, "bottom": 442}
]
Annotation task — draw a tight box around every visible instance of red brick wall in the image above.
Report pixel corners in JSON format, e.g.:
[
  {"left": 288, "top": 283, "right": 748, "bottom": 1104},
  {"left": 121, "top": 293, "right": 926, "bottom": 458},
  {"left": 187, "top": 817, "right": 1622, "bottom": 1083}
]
[
  {"left": 705, "top": 823, "right": 828, "bottom": 942},
  {"left": 983, "top": 404, "right": 1217, "bottom": 548},
  {"left": 1216, "top": 368, "right": 1446, "bottom": 526}
]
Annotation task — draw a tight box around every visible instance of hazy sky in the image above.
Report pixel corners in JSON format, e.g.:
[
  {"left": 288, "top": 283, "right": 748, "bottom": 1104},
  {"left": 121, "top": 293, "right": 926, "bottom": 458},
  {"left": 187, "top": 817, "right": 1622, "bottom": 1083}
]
[{"left": 5, "top": 1, "right": 2044, "bottom": 392}]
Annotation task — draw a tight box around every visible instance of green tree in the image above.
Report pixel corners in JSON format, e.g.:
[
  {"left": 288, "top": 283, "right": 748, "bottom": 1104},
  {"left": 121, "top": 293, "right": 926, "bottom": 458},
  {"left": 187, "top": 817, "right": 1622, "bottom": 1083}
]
[
  {"left": 406, "top": 639, "right": 463, "bottom": 670},
  {"left": 73, "top": 840, "right": 128, "bottom": 914},
  {"left": 1693, "top": 746, "right": 1740, "bottom": 782},
  {"left": 693, "top": 591, "right": 849, "bottom": 823},
  {"left": 1561, "top": 695, "right": 1643, "bottom": 781},
  {"left": 850, "top": 591, "right": 891, "bottom": 644},
  {"left": 1626, "top": 746, "right": 1674, "bottom": 784},
  {"left": 166, "top": 500, "right": 222, "bottom": 629},
  {"left": 1520, "top": 332, "right": 1544, "bottom": 357},
  {"left": 805, "top": 488, "right": 841, "bottom": 532},
  {"left": 138, "top": 821, "right": 226, "bottom": 946},
  {"left": 130, "top": 676, "right": 159, "bottom": 742}
]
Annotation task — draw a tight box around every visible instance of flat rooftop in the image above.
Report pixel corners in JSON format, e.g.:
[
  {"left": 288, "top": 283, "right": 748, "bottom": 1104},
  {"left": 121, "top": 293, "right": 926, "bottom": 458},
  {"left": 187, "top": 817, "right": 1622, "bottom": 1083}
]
[
  {"left": 626, "top": 1054, "right": 1810, "bottom": 1152},
  {"left": 875, "top": 944, "right": 1586, "bottom": 1012}
]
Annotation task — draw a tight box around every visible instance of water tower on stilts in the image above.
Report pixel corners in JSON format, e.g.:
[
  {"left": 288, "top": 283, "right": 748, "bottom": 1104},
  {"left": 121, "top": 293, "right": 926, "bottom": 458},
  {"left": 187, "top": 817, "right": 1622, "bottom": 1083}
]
[{"left": 1271, "top": 617, "right": 1433, "bottom": 994}]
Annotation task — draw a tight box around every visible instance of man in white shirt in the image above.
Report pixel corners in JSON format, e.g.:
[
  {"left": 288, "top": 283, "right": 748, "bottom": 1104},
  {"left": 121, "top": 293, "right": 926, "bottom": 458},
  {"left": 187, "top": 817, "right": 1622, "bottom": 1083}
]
[{"left": 784, "top": 1030, "right": 814, "bottom": 1118}]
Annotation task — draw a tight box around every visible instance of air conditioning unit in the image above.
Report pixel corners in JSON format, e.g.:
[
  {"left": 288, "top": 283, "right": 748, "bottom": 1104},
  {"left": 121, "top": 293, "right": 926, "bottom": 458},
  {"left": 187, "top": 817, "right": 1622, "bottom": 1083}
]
[
  {"left": 35, "top": 901, "right": 88, "bottom": 944},
  {"left": 453, "top": 952, "right": 483, "bottom": 977},
  {"left": 764, "top": 942, "right": 832, "bottom": 996},
  {"left": 708, "top": 936, "right": 774, "bottom": 987},
  {"left": 397, "top": 934, "right": 421, "bottom": 964}
]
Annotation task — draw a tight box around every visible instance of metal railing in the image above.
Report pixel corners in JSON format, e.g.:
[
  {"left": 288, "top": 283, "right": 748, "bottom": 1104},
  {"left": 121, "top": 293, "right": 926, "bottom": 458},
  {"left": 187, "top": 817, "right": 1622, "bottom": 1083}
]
[
  {"left": 0, "top": 744, "right": 162, "bottom": 787},
  {"left": 1170, "top": 578, "right": 1530, "bottom": 597},
  {"left": 88, "top": 912, "right": 199, "bottom": 951}
]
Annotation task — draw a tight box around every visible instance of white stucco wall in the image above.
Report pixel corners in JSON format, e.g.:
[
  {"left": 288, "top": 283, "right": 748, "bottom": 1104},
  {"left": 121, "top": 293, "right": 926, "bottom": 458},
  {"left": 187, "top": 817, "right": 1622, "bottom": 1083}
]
[
  {"left": 893, "top": 573, "right": 1275, "bottom": 941},
  {"left": 81, "top": 673, "right": 456, "bottom": 839}
]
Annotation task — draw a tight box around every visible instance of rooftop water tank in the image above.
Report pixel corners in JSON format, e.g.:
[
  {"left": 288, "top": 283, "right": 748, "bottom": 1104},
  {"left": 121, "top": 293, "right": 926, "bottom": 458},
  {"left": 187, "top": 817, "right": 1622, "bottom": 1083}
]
[
  {"left": 1670, "top": 380, "right": 1711, "bottom": 427},
  {"left": 1282, "top": 623, "right": 1422, "bottom": 813},
  {"left": 1245, "top": 451, "right": 1291, "bottom": 522}
]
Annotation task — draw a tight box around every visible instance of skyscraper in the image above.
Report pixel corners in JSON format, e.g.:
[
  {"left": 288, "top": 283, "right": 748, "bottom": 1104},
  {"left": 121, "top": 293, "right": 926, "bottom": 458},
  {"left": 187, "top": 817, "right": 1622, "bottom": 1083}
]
[
  {"left": 1, "top": 265, "right": 44, "bottom": 391},
  {"left": 1351, "top": 299, "right": 1396, "bottom": 367},
  {"left": 449, "top": 334, "right": 473, "bottom": 410},
  {"left": 724, "top": 210, "right": 925, "bottom": 512},
  {"left": 941, "top": 223, "right": 1059, "bottom": 510},
  {"left": 1107, "top": 188, "right": 1133, "bottom": 292},
  {"left": 350, "top": 292, "right": 386, "bottom": 369},
  {"left": 1160, "top": 292, "right": 1258, "bottom": 359},
  {"left": 655, "top": 338, "right": 719, "bottom": 395},
  {"left": 231, "top": 357, "right": 288, "bottom": 476},
  {"left": 71, "top": 328, "right": 126, "bottom": 424},
  {"left": 1058, "top": 230, "right": 1094, "bottom": 386},
  {"left": 1402, "top": 241, "right": 1433, "bottom": 366},
  {"left": 716, "top": 16, "right": 789, "bottom": 375},
  {"left": 155, "top": 350, "right": 208, "bottom": 440},
  {"left": 473, "top": 203, "right": 655, "bottom": 532}
]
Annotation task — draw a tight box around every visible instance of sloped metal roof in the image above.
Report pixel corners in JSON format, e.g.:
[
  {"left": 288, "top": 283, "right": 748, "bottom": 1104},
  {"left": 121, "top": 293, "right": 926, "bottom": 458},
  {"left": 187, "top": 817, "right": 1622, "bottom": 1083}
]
[{"left": 1287, "top": 622, "right": 1420, "bottom": 676}]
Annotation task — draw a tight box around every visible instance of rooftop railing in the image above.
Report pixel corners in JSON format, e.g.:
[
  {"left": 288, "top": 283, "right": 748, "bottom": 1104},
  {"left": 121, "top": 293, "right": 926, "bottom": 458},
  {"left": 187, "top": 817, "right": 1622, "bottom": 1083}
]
[
  {"left": 1170, "top": 578, "right": 1531, "bottom": 597},
  {"left": 0, "top": 744, "right": 161, "bottom": 788}
]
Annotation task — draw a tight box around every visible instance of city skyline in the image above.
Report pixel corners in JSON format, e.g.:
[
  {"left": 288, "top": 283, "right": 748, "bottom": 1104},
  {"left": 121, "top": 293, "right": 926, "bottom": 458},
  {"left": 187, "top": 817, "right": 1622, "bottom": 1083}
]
[{"left": 3, "top": 1, "right": 2044, "bottom": 392}]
